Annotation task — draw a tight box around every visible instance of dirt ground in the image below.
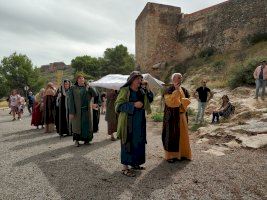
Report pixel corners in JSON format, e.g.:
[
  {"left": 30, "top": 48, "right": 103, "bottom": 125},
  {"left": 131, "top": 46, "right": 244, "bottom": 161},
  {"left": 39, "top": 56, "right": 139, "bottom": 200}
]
[{"left": 0, "top": 109, "right": 266, "bottom": 200}]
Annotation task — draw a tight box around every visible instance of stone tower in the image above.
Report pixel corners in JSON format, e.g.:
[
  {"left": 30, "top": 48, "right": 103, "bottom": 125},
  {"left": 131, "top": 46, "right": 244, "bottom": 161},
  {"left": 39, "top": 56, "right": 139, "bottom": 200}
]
[{"left": 135, "top": 3, "right": 182, "bottom": 76}]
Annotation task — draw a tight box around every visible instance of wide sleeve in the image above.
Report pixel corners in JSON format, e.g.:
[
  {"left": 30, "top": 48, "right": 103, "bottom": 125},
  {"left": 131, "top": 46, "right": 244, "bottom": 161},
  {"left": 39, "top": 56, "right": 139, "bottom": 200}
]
[
  {"left": 164, "top": 90, "right": 181, "bottom": 108},
  {"left": 118, "top": 102, "right": 134, "bottom": 114},
  {"left": 88, "top": 87, "right": 97, "bottom": 98},
  {"left": 68, "top": 87, "right": 76, "bottom": 115},
  {"left": 115, "top": 88, "right": 134, "bottom": 114}
]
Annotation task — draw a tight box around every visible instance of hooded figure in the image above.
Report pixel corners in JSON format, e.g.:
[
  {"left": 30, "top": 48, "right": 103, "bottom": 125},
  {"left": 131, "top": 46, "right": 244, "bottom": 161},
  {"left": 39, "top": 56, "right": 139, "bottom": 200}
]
[
  {"left": 44, "top": 82, "right": 56, "bottom": 133},
  {"left": 115, "top": 71, "right": 154, "bottom": 177},
  {"left": 68, "top": 72, "right": 97, "bottom": 147},
  {"left": 55, "top": 79, "right": 72, "bottom": 136}
]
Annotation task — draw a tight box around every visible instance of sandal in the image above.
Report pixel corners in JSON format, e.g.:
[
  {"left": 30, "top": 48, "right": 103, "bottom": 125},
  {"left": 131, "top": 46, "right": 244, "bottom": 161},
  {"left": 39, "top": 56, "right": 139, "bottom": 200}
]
[
  {"left": 131, "top": 165, "right": 146, "bottom": 170},
  {"left": 122, "top": 169, "right": 135, "bottom": 177}
]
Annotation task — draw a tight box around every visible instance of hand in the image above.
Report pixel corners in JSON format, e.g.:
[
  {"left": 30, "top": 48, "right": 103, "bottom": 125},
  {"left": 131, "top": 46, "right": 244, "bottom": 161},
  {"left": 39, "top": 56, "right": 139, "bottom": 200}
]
[
  {"left": 134, "top": 101, "right": 143, "bottom": 108},
  {"left": 174, "top": 83, "right": 180, "bottom": 90},
  {"left": 92, "top": 104, "right": 98, "bottom": 110},
  {"left": 69, "top": 114, "right": 75, "bottom": 120}
]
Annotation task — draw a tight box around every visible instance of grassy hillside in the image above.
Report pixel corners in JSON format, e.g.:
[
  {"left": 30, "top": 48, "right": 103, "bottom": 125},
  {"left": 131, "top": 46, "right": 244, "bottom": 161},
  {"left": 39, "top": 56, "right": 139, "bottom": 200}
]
[
  {"left": 171, "top": 41, "right": 267, "bottom": 89},
  {"left": 41, "top": 67, "right": 74, "bottom": 87}
]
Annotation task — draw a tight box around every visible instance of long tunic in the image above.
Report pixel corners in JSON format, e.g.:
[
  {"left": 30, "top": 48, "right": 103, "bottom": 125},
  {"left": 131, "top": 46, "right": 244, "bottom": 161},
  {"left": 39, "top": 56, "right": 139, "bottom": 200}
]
[
  {"left": 105, "top": 90, "right": 118, "bottom": 135},
  {"left": 44, "top": 95, "right": 56, "bottom": 125},
  {"left": 162, "top": 86, "right": 192, "bottom": 160},
  {"left": 92, "top": 88, "right": 101, "bottom": 133},
  {"left": 68, "top": 85, "right": 97, "bottom": 142},
  {"left": 31, "top": 95, "right": 44, "bottom": 127},
  {"left": 57, "top": 90, "right": 70, "bottom": 136},
  {"left": 118, "top": 88, "right": 153, "bottom": 166}
]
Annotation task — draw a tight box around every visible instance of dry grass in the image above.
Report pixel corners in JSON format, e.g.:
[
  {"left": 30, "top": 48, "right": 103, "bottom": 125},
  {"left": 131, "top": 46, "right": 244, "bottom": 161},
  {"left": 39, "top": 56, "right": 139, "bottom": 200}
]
[
  {"left": 0, "top": 101, "right": 8, "bottom": 108},
  {"left": 183, "top": 41, "right": 267, "bottom": 88}
]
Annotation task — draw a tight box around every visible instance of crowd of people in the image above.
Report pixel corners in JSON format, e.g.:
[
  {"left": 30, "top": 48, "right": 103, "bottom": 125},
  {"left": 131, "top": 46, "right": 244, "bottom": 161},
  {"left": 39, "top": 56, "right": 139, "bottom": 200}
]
[{"left": 5, "top": 60, "right": 266, "bottom": 177}]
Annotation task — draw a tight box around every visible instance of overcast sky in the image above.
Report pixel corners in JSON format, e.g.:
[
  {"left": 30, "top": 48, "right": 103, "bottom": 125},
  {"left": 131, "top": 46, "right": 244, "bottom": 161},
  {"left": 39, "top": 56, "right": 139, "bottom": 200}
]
[{"left": 0, "top": 0, "right": 227, "bottom": 66}]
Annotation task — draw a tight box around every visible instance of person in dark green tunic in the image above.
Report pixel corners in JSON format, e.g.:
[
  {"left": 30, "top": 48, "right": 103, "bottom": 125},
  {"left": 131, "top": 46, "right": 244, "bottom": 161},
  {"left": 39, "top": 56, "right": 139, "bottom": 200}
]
[
  {"left": 105, "top": 89, "right": 118, "bottom": 141},
  {"left": 115, "top": 71, "right": 153, "bottom": 177},
  {"left": 68, "top": 74, "right": 97, "bottom": 147}
]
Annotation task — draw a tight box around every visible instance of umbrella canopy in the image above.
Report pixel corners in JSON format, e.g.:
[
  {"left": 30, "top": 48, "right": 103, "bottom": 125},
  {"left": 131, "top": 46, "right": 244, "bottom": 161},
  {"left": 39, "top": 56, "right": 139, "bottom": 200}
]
[{"left": 90, "top": 73, "right": 164, "bottom": 92}]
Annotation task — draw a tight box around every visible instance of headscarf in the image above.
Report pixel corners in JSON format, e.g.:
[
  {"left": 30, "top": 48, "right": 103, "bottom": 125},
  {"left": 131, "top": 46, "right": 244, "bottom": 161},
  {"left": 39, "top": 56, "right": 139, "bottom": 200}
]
[
  {"left": 59, "top": 79, "right": 72, "bottom": 96},
  {"left": 121, "top": 71, "right": 143, "bottom": 88}
]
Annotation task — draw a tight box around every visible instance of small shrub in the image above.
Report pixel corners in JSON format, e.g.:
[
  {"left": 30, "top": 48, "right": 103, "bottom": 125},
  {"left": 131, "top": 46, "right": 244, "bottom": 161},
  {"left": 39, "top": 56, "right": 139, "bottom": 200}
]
[
  {"left": 190, "top": 122, "right": 207, "bottom": 132},
  {"left": 212, "top": 61, "right": 226, "bottom": 72},
  {"left": 151, "top": 112, "right": 164, "bottom": 122},
  {"left": 187, "top": 107, "right": 196, "bottom": 117},
  {"left": 245, "top": 33, "right": 267, "bottom": 46},
  {"left": 228, "top": 58, "right": 267, "bottom": 89},
  {"left": 198, "top": 47, "right": 216, "bottom": 58}
]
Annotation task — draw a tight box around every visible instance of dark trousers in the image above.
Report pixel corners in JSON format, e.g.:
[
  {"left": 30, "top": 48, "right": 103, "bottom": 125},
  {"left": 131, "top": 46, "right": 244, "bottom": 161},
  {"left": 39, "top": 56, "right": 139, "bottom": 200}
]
[
  {"left": 212, "top": 112, "right": 222, "bottom": 123},
  {"left": 28, "top": 104, "right": 33, "bottom": 114}
]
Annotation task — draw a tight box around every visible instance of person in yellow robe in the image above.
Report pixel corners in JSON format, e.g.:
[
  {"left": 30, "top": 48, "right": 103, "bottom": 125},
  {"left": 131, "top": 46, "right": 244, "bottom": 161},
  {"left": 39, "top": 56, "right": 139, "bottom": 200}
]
[{"left": 162, "top": 73, "right": 192, "bottom": 163}]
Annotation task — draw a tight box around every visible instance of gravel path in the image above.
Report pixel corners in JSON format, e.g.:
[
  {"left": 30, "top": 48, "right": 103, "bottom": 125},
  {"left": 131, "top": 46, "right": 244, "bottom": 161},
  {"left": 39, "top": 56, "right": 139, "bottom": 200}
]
[{"left": 0, "top": 109, "right": 266, "bottom": 200}]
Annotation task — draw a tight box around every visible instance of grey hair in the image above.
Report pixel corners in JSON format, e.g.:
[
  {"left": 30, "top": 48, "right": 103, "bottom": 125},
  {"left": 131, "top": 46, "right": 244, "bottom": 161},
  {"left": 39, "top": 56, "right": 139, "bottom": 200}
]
[{"left": 171, "top": 73, "right": 182, "bottom": 81}]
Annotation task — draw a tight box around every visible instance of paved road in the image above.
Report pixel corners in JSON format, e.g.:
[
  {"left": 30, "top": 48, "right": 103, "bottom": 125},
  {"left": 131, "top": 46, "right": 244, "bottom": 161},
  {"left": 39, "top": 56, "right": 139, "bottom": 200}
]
[{"left": 0, "top": 110, "right": 265, "bottom": 200}]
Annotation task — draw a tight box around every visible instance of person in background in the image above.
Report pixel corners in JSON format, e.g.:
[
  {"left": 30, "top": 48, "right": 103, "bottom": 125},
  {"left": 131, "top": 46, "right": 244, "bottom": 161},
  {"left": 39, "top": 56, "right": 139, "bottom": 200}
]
[
  {"left": 68, "top": 73, "right": 97, "bottom": 147},
  {"left": 17, "top": 95, "right": 26, "bottom": 120},
  {"left": 56, "top": 80, "right": 72, "bottom": 136},
  {"left": 211, "top": 95, "right": 235, "bottom": 123},
  {"left": 162, "top": 73, "right": 192, "bottom": 163},
  {"left": 253, "top": 60, "right": 267, "bottom": 100},
  {"left": 9, "top": 89, "right": 19, "bottom": 121},
  {"left": 193, "top": 79, "right": 213, "bottom": 123},
  {"left": 105, "top": 89, "right": 118, "bottom": 141},
  {"left": 27, "top": 91, "right": 35, "bottom": 115},
  {"left": 43, "top": 82, "right": 56, "bottom": 133},
  {"left": 31, "top": 88, "right": 45, "bottom": 129},
  {"left": 101, "top": 92, "right": 107, "bottom": 114},
  {"left": 115, "top": 71, "right": 153, "bottom": 177},
  {"left": 92, "top": 86, "right": 102, "bottom": 133}
]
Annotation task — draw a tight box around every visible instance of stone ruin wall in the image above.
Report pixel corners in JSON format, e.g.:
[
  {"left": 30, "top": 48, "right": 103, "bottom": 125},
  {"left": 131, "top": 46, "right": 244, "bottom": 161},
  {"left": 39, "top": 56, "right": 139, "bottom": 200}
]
[
  {"left": 136, "top": 0, "right": 267, "bottom": 76},
  {"left": 135, "top": 3, "right": 182, "bottom": 77},
  {"left": 177, "top": 0, "right": 267, "bottom": 61}
]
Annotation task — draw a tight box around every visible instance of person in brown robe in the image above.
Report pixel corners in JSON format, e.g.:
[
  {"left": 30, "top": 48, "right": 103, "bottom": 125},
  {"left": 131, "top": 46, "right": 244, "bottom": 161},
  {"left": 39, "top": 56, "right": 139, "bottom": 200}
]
[
  {"left": 43, "top": 82, "right": 56, "bottom": 133},
  {"left": 105, "top": 89, "right": 118, "bottom": 141},
  {"left": 162, "top": 73, "right": 192, "bottom": 163}
]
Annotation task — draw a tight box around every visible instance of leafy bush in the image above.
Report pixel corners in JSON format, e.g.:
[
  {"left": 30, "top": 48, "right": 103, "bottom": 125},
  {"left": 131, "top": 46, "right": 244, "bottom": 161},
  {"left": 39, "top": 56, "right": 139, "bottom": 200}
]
[
  {"left": 198, "top": 47, "right": 216, "bottom": 58},
  {"left": 151, "top": 112, "right": 164, "bottom": 122},
  {"left": 212, "top": 61, "right": 226, "bottom": 72},
  {"left": 228, "top": 58, "right": 267, "bottom": 89},
  {"left": 187, "top": 107, "right": 196, "bottom": 117},
  {"left": 245, "top": 33, "right": 267, "bottom": 46}
]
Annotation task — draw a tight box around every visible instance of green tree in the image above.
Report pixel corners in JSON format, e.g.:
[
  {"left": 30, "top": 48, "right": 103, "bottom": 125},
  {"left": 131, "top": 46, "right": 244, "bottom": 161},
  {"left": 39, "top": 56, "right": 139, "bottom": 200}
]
[
  {"left": 0, "top": 73, "right": 9, "bottom": 98},
  {"left": 103, "top": 44, "right": 135, "bottom": 75},
  {"left": 71, "top": 55, "right": 101, "bottom": 78},
  {"left": 0, "top": 52, "right": 44, "bottom": 97}
]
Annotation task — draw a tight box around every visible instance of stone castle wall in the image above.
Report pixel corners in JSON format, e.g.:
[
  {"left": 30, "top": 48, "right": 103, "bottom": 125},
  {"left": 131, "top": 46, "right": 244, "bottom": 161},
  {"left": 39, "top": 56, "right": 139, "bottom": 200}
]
[
  {"left": 135, "top": 3, "right": 182, "bottom": 77},
  {"left": 136, "top": 0, "right": 267, "bottom": 75}
]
